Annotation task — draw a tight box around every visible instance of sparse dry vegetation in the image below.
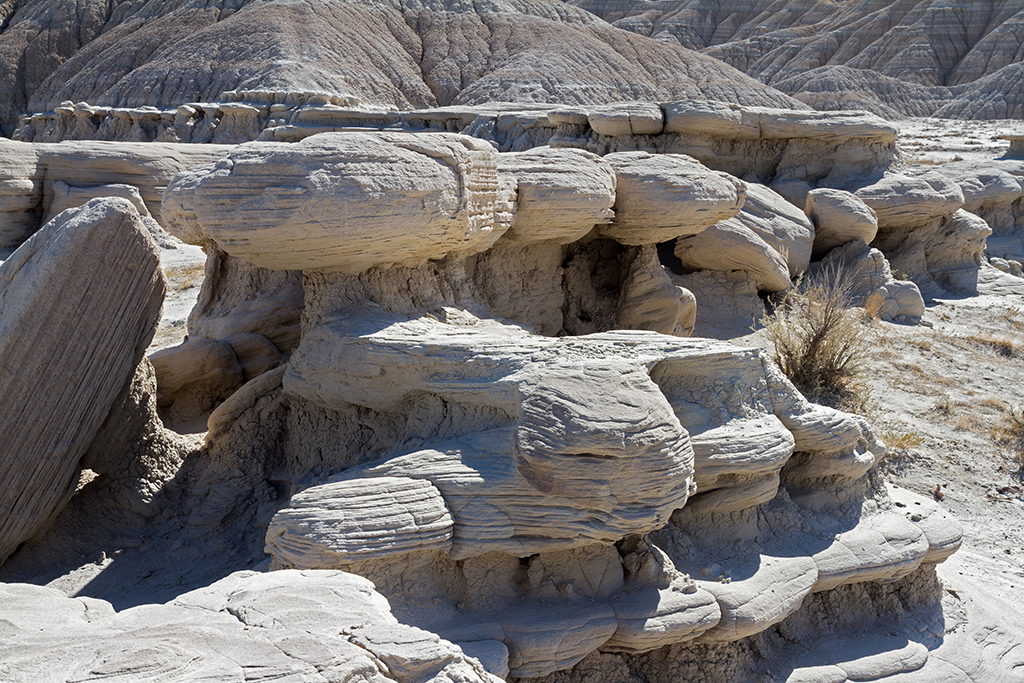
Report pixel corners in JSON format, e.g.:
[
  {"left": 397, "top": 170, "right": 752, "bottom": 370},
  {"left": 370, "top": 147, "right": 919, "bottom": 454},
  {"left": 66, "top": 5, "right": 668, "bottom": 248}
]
[
  {"left": 964, "top": 333, "right": 1022, "bottom": 358},
  {"left": 163, "top": 262, "right": 205, "bottom": 291},
  {"left": 991, "top": 404, "right": 1024, "bottom": 473},
  {"left": 762, "top": 266, "right": 872, "bottom": 410}
]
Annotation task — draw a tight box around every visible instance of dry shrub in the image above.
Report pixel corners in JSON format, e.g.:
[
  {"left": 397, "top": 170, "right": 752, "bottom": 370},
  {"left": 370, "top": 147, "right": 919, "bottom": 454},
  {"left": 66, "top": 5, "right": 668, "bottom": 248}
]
[
  {"left": 880, "top": 426, "right": 925, "bottom": 451},
  {"left": 864, "top": 290, "right": 885, "bottom": 320},
  {"left": 763, "top": 265, "right": 872, "bottom": 410},
  {"left": 991, "top": 404, "right": 1024, "bottom": 472}
]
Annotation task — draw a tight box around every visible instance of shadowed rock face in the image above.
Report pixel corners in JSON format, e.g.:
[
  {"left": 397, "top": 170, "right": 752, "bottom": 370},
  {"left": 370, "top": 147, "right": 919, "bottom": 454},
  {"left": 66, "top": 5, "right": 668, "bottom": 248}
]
[
  {"left": 570, "top": 0, "right": 1024, "bottom": 119},
  {"left": 0, "top": 198, "right": 165, "bottom": 565},
  {"left": 0, "top": 0, "right": 802, "bottom": 136}
]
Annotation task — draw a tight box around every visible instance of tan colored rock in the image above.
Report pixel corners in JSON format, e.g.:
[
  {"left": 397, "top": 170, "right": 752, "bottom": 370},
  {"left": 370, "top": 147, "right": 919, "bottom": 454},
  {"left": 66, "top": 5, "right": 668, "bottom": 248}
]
[
  {"left": 616, "top": 244, "right": 696, "bottom": 336},
  {"left": 497, "top": 148, "right": 616, "bottom": 244},
  {"left": 662, "top": 101, "right": 897, "bottom": 143},
  {"left": 855, "top": 172, "right": 965, "bottom": 231},
  {"left": 0, "top": 198, "right": 164, "bottom": 565},
  {"left": 587, "top": 102, "right": 664, "bottom": 136},
  {"left": 266, "top": 477, "right": 454, "bottom": 568},
  {"left": 34, "top": 141, "right": 229, "bottom": 226},
  {"left": 148, "top": 338, "right": 244, "bottom": 421},
  {"left": 674, "top": 182, "right": 813, "bottom": 292},
  {"left": 0, "top": 140, "right": 43, "bottom": 250},
  {"left": 805, "top": 188, "right": 878, "bottom": 257},
  {"left": 600, "top": 152, "right": 746, "bottom": 245},
  {"left": 164, "top": 132, "right": 512, "bottom": 273},
  {"left": 44, "top": 180, "right": 149, "bottom": 224}
]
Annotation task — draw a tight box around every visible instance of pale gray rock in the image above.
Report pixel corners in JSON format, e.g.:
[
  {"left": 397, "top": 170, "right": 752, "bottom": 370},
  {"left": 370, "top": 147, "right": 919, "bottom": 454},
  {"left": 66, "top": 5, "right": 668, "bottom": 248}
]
[
  {"left": 601, "top": 151, "right": 746, "bottom": 245},
  {"left": 0, "top": 0, "right": 802, "bottom": 137},
  {"left": 573, "top": 0, "right": 1024, "bottom": 120},
  {"left": 616, "top": 244, "right": 696, "bottom": 336},
  {"left": 603, "top": 581, "right": 721, "bottom": 653},
  {"left": 149, "top": 338, "right": 244, "bottom": 421},
  {"left": 164, "top": 131, "right": 512, "bottom": 273},
  {"left": 674, "top": 182, "right": 813, "bottom": 292},
  {"left": 811, "top": 515, "right": 930, "bottom": 592},
  {"left": 0, "top": 140, "right": 43, "bottom": 249},
  {"left": 0, "top": 198, "right": 164, "bottom": 566},
  {"left": 855, "top": 172, "right": 965, "bottom": 231},
  {"left": 0, "top": 570, "right": 496, "bottom": 683},
  {"left": 697, "top": 555, "right": 820, "bottom": 643},
  {"left": 35, "top": 141, "right": 229, "bottom": 227},
  {"left": 808, "top": 240, "right": 925, "bottom": 323},
  {"left": 587, "top": 101, "right": 664, "bottom": 136},
  {"left": 670, "top": 269, "right": 765, "bottom": 340},
  {"left": 805, "top": 188, "right": 878, "bottom": 258},
  {"left": 266, "top": 477, "right": 454, "bottom": 567},
  {"left": 497, "top": 147, "right": 615, "bottom": 244}
]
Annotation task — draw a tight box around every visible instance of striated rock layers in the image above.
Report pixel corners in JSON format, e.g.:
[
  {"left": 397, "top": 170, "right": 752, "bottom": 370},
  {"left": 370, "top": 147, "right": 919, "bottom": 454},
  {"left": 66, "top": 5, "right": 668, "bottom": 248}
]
[
  {"left": 0, "top": 198, "right": 165, "bottom": 565},
  {"left": 570, "top": 0, "right": 1024, "bottom": 120},
  {"left": 2, "top": 115, "right": 1019, "bottom": 680},
  {"left": 0, "top": 0, "right": 802, "bottom": 137}
]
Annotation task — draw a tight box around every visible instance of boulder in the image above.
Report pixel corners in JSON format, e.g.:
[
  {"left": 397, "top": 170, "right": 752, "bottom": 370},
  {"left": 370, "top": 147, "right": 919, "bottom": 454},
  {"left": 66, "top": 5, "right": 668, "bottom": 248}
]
[
  {"left": 805, "top": 188, "right": 878, "bottom": 257},
  {"left": 163, "top": 132, "right": 513, "bottom": 273},
  {"left": 0, "top": 198, "right": 164, "bottom": 565},
  {"left": 855, "top": 172, "right": 965, "bottom": 231},
  {"left": 497, "top": 148, "right": 615, "bottom": 244},
  {"left": 600, "top": 152, "right": 746, "bottom": 245},
  {"left": 674, "top": 183, "right": 813, "bottom": 292}
]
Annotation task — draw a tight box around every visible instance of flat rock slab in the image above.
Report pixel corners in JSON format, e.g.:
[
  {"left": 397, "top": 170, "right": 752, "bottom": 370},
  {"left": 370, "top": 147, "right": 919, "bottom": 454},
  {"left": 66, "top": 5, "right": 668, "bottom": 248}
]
[
  {"left": 0, "top": 570, "right": 495, "bottom": 683},
  {"left": 0, "top": 197, "right": 165, "bottom": 565}
]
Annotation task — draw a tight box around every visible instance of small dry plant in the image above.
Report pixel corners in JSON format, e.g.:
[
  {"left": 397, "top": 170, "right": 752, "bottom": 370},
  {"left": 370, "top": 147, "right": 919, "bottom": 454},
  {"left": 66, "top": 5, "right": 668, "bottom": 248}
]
[
  {"left": 966, "top": 333, "right": 1021, "bottom": 358},
  {"left": 991, "top": 404, "right": 1024, "bottom": 472},
  {"left": 762, "top": 265, "right": 872, "bottom": 410}
]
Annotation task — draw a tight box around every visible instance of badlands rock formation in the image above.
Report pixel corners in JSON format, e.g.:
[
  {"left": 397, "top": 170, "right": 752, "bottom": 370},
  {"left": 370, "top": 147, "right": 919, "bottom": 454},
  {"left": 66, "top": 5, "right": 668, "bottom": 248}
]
[
  {"left": 572, "top": 0, "right": 1024, "bottom": 119},
  {"left": 0, "top": 0, "right": 804, "bottom": 137},
  {"left": 1, "top": 98, "right": 1023, "bottom": 681}
]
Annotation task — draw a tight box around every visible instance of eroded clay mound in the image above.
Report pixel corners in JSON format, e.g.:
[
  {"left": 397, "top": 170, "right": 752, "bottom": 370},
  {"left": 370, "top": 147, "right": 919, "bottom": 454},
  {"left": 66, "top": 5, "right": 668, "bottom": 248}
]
[
  {"left": 0, "top": 0, "right": 802, "bottom": 136},
  {"left": 570, "top": 0, "right": 1024, "bottom": 119}
]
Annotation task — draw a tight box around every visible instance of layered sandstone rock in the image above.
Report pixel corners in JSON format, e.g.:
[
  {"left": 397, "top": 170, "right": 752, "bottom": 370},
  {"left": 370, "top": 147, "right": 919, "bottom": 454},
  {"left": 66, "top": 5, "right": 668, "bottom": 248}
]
[
  {"left": 674, "top": 182, "right": 814, "bottom": 292},
  {"left": 0, "top": 198, "right": 164, "bottom": 565},
  {"left": 164, "top": 132, "right": 512, "bottom": 273}
]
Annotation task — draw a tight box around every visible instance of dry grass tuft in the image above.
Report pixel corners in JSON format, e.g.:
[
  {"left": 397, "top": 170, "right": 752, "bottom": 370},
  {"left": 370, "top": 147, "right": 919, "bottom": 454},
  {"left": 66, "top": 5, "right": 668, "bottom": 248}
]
[
  {"left": 991, "top": 404, "right": 1024, "bottom": 472},
  {"left": 965, "top": 333, "right": 1022, "bottom": 358},
  {"left": 762, "top": 265, "right": 872, "bottom": 410},
  {"left": 880, "top": 426, "right": 925, "bottom": 451},
  {"left": 864, "top": 290, "right": 885, "bottom": 321},
  {"left": 164, "top": 262, "right": 206, "bottom": 292}
]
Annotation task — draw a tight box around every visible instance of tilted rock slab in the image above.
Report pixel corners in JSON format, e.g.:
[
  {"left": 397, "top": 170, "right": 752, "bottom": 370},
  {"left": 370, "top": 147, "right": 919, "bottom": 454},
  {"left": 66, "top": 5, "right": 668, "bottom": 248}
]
[
  {"left": 600, "top": 151, "right": 746, "bottom": 245},
  {"left": 163, "top": 131, "right": 513, "bottom": 273},
  {"left": 674, "top": 182, "right": 813, "bottom": 292},
  {"left": 0, "top": 198, "right": 164, "bottom": 566}
]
